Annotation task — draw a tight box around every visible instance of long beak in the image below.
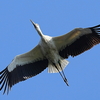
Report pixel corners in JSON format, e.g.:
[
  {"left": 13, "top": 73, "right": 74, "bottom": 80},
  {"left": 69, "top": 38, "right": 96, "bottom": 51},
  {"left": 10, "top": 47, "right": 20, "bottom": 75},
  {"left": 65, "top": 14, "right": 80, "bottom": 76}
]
[{"left": 30, "top": 20, "right": 36, "bottom": 27}]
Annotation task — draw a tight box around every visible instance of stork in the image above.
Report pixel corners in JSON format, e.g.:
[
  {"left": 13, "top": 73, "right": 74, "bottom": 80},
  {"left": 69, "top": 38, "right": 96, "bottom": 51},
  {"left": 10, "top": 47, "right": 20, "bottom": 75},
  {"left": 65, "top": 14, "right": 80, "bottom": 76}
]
[{"left": 0, "top": 20, "right": 100, "bottom": 94}]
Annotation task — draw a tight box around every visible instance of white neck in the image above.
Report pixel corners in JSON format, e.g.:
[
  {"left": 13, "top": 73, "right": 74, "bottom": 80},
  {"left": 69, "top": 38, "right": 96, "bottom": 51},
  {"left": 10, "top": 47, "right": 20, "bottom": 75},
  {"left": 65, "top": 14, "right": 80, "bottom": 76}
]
[{"left": 36, "top": 28, "right": 44, "bottom": 38}]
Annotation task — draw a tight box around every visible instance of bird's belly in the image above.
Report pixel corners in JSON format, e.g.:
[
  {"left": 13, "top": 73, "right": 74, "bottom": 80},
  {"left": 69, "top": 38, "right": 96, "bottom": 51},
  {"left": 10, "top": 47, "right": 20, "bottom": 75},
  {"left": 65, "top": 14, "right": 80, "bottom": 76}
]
[
  {"left": 41, "top": 45, "right": 59, "bottom": 63},
  {"left": 46, "top": 50, "right": 58, "bottom": 61},
  {"left": 39, "top": 38, "right": 60, "bottom": 64}
]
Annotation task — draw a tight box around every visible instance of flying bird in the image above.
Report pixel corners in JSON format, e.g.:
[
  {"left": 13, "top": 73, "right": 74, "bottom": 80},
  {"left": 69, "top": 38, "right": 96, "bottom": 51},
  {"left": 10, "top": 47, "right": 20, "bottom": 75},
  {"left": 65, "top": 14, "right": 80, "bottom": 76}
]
[{"left": 0, "top": 20, "right": 100, "bottom": 94}]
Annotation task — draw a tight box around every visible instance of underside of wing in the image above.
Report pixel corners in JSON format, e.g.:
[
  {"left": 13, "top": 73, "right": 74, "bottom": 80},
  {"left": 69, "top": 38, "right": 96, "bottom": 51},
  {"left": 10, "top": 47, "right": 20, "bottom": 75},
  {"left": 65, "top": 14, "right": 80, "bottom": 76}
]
[
  {"left": 0, "top": 45, "right": 48, "bottom": 94},
  {"left": 53, "top": 25, "right": 100, "bottom": 58}
]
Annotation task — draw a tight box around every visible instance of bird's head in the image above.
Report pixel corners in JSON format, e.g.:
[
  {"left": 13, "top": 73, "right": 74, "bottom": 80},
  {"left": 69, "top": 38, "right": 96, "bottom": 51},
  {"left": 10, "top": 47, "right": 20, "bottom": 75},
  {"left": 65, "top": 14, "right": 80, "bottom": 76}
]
[
  {"left": 30, "top": 20, "right": 43, "bottom": 37},
  {"left": 30, "top": 20, "right": 40, "bottom": 30}
]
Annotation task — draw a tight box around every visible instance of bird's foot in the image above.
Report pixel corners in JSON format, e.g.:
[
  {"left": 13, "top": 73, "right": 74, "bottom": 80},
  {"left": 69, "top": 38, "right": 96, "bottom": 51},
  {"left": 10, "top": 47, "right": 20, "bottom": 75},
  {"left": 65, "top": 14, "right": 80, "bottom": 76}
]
[{"left": 64, "top": 78, "right": 69, "bottom": 86}]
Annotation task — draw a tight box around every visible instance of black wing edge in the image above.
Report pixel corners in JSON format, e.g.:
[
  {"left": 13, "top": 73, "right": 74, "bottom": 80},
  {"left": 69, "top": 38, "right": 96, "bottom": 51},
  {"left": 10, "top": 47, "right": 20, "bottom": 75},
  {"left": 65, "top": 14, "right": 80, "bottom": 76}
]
[
  {"left": 59, "top": 24, "right": 100, "bottom": 58},
  {"left": 0, "top": 68, "right": 10, "bottom": 94},
  {"left": 0, "top": 59, "right": 48, "bottom": 94},
  {"left": 89, "top": 24, "right": 100, "bottom": 34}
]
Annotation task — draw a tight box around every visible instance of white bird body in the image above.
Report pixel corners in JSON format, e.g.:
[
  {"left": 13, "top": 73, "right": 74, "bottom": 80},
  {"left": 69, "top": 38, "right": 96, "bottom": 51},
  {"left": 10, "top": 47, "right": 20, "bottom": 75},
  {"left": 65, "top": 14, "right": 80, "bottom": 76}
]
[
  {"left": 0, "top": 20, "right": 100, "bottom": 94},
  {"left": 39, "top": 35, "right": 69, "bottom": 73}
]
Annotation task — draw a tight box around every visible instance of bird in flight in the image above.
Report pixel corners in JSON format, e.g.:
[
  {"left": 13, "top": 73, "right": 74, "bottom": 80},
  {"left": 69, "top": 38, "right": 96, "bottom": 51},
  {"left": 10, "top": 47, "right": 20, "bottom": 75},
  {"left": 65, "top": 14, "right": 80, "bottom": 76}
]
[{"left": 0, "top": 20, "right": 100, "bottom": 94}]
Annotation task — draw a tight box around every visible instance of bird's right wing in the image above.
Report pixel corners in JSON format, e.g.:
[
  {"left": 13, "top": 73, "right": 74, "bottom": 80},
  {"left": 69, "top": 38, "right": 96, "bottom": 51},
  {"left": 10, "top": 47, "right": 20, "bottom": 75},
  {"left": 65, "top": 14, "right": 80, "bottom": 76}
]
[
  {"left": 0, "top": 45, "right": 48, "bottom": 94},
  {"left": 53, "top": 25, "right": 100, "bottom": 58}
]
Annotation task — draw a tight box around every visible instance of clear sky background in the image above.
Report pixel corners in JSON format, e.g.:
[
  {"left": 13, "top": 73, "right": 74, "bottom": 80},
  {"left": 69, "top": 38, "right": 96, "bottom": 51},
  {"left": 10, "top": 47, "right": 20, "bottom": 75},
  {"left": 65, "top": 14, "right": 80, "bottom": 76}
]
[{"left": 0, "top": 0, "right": 100, "bottom": 100}]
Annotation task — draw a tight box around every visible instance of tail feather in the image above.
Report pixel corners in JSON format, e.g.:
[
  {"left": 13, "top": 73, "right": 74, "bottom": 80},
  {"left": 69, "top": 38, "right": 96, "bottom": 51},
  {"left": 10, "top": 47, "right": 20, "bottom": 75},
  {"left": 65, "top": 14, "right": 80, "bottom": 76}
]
[{"left": 48, "top": 59, "right": 69, "bottom": 73}]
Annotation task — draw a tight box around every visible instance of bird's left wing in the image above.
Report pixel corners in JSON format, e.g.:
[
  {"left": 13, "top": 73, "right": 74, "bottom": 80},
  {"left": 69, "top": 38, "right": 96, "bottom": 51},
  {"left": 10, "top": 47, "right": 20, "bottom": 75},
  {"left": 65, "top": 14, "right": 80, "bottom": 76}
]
[
  {"left": 53, "top": 25, "right": 100, "bottom": 58},
  {"left": 0, "top": 45, "right": 48, "bottom": 94}
]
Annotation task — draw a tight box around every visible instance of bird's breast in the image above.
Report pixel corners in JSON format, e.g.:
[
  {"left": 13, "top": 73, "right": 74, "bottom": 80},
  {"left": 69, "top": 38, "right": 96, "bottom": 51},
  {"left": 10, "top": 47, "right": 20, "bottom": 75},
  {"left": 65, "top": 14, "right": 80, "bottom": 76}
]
[{"left": 39, "top": 39, "right": 59, "bottom": 63}]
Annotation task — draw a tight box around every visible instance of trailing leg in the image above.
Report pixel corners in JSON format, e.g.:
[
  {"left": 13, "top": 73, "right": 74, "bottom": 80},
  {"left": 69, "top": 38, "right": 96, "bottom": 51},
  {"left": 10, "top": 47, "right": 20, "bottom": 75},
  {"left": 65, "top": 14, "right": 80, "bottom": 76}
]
[{"left": 54, "top": 62, "right": 69, "bottom": 86}]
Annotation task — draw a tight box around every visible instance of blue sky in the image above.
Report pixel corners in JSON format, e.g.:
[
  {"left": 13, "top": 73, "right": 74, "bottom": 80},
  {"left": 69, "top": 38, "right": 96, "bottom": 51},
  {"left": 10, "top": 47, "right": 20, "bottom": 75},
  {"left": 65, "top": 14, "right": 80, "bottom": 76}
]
[{"left": 0, "top": 0, "right": 100, "bottom": 100}]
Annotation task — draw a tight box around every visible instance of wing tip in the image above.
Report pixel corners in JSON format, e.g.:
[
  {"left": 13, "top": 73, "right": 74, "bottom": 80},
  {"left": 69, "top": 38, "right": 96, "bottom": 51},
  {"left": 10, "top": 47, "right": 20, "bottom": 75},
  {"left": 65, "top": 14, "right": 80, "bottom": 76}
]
[
  {"left": 89, "top": 24, "right": 100, "bottom": 35},
  {"left": 0, "top": 67, "right": 11, "bottom": 94},
  {"left": 91, "top": 24, "right": 100, "bottom": 28}
]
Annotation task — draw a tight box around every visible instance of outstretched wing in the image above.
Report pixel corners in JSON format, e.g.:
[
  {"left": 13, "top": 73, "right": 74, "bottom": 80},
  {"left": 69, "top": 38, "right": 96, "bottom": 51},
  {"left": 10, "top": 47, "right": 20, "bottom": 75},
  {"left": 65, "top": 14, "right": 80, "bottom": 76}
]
[
  {"left": 53, "top": 25, "right": 100, "bottom": 58},
  {"left": 0, "top": 45, "right": 48, "bottom": 94}
]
